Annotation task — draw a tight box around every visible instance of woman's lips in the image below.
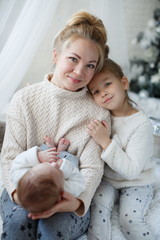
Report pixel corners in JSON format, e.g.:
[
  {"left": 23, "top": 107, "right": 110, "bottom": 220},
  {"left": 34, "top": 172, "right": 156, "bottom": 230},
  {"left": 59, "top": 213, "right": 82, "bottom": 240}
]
[{"left": 68, "top": 76, "right": 82, "bottom": 83}]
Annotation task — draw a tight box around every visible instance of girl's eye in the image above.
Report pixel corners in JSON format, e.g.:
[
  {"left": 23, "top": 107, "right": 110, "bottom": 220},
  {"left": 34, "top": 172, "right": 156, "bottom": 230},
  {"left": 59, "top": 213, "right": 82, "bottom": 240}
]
[
  {"left": 105, "top": 82, "right": 111, "bottom": 87},
  {"left": 93, "top": 90, "right": 99, "bottom": 95},
  {"left": 87, "top": 64, "right": 96, "bottom": 69}
]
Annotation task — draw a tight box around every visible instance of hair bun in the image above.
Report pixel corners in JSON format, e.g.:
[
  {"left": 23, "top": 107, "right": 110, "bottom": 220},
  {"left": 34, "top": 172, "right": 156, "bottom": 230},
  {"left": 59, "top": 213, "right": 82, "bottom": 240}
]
[{"left": 66, "top": 10, "right": 95, "bottom": 27}]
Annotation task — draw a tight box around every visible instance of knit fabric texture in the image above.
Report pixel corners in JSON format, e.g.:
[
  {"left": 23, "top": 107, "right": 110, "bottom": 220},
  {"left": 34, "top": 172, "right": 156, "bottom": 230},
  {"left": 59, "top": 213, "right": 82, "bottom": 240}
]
[
  {"left": 1, "top": 74, "right": 110, "bottom": 215},
  {"left": 102, "top": 111, "right": 156, "bottom": 188}
]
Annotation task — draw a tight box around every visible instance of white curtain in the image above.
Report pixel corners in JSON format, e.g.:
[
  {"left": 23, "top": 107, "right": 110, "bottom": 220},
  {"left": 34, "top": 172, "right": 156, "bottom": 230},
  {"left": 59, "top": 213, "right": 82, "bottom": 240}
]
[
  {"left": 90, "top": 0, "right": 129, "bottom": 68},
  {"left": 0, "top": 0, "right": 129, "bottom": 115},
  {"left": 0, "top": 0, "right": 59, "bottom": 113},
  {"left": 0, "top": 0, "right": 16, "bottom": 36}
]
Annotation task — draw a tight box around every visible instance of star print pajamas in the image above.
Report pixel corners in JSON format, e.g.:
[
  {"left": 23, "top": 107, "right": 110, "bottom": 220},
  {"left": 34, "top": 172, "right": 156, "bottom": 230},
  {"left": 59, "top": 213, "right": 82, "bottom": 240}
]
[
  {"left": 0, "top": 189, "right": 90, "bottom": 240},
  {"left": 88, "top": 111, "right": 156, "bottom": 240},
  {"left": 88, "top": 180, "right": 153, "bottom": 240}
]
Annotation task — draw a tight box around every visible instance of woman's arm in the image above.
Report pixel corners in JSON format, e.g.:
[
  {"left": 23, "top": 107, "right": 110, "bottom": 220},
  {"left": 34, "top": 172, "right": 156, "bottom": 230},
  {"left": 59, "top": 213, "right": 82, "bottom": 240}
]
[
  {"left": 1, "top": 92, "right": 28, "bottom": 197},
  {"left": 28, "top": 192, "right": 81, "bottom": 219}
]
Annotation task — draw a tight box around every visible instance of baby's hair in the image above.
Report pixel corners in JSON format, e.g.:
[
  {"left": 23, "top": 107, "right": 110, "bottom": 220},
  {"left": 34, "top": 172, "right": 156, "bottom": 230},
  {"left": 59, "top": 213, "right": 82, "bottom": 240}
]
[
  {"left": 53, "top": 10, "right": 109, "bottom": 72},
  {"left": 17, "top": 169, "right": 62, "bottom": 213}
]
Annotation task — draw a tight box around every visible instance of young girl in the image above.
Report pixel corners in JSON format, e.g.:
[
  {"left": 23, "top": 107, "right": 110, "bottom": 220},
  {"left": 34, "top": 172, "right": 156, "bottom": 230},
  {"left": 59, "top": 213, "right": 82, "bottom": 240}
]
[
  {"left": 0, "top": 10, "right": 110, "bottom": 240},
  {"left": 87, "top": 58, "right": 156, "bottom": 240}
]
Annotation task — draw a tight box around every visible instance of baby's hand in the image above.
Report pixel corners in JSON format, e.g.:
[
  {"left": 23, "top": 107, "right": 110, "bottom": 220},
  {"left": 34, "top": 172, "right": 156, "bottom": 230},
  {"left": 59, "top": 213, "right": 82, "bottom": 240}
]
[
  {"left": 56, "top": 158, "right": 63, "bottom": 167},
  {"left": 87, "top": 119, "right": 111, "bottom": 150},
  {"left": 37, "top": 148, "right": 60, "bottom": 163}
]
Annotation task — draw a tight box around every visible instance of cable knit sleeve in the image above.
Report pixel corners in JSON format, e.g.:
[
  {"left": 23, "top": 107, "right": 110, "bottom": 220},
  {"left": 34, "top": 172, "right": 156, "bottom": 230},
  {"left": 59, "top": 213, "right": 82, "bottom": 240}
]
[
  {"left": 75, "top": 138, "right": 104, "bottom": 216},
  {"left": 101, "top": 121, "right": 153, "bottom": 180},
  {"left": 1, "top": 90, "right": 28, "bottom": 197}
]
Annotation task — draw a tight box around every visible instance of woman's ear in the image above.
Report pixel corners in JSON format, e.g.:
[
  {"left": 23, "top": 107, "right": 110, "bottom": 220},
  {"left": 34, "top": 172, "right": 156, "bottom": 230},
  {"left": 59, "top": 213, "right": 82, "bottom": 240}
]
[
  {"left": 53, "top": 48, "right": 58, "bottom": 64},
  {"left": 121, "top": 76, "right": 129, "bottom": 90}
]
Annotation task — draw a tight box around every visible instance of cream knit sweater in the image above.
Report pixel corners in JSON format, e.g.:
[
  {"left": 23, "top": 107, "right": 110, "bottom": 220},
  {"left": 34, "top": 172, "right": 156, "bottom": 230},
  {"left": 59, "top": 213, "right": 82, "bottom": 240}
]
[
  {"left": 1, "top": 74, "right": 110, "bottom": 215},
  {"left": 102, "top": 111, "right": 156, "bottom": 188}
]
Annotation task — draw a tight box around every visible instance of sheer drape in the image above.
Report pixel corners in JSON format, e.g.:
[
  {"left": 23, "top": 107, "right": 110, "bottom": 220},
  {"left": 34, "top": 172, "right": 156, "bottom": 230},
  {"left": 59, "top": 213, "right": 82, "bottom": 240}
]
[
  {"left": 0, "top": 0, "right": 59, "bottom": 112},
  {"left": 0, "top": 0, "right": 129, "bottom": 114},
  {"left": 90, "top": 0, "right": 129, "bottom": 68},
  {"left": 0, "top": 0, "right": 16, "bottom": 36}
]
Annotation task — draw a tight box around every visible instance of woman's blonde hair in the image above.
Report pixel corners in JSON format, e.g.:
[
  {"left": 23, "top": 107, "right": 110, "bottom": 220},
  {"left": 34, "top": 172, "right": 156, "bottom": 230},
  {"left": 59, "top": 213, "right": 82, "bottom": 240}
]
[{"left": 53, "top": 10, "right": 109, "bottom": 72}]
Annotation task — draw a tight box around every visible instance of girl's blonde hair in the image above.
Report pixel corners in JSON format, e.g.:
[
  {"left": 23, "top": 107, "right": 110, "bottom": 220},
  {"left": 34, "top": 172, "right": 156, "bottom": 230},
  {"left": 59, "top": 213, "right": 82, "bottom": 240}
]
[{"left": 53, "top": 10, "right": 109, "bottom": 72}]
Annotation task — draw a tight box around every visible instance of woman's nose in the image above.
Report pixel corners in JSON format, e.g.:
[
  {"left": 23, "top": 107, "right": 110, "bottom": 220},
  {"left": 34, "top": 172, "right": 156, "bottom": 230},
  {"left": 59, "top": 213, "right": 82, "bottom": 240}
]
[{"left": 73, "top": 64, "right": 84, "bottom": 75}]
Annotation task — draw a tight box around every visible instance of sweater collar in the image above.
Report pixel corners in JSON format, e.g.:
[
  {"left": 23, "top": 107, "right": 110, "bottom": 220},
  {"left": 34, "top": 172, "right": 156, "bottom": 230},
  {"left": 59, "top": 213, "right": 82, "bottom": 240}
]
[{"left": 44, "top": 73, "right": 88, "bottom": 99}]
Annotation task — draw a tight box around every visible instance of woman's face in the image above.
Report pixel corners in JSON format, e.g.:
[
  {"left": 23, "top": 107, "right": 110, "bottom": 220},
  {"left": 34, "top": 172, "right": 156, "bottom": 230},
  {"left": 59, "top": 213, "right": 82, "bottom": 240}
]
[{"left": 52, "top": 38, "right": 99, "bottom": 91}]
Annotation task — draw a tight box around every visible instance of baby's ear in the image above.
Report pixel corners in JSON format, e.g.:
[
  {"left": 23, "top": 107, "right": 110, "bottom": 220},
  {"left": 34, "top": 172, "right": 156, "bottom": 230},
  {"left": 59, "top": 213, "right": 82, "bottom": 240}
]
[{"left": 121, "top": 76, "right": 129, "bottom": 90}]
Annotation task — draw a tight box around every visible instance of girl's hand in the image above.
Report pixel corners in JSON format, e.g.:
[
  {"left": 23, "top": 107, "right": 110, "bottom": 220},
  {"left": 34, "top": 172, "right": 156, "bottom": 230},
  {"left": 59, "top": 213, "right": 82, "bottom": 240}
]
[
  {"left": 87, "top": 119, "right": 111, "bottom": 150},
  {"left": 37, "top": 148, "right": 60, "bottom": 163},
  {"left": 28, "top": 192, "right": 81, "bottom": 220}
]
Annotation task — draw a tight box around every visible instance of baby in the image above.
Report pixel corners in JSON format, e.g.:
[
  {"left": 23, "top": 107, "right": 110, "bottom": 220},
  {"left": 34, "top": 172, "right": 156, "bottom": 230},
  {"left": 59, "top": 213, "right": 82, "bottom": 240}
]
[{"left": 11, "top": 137, "right": 85, "bottom": 213}]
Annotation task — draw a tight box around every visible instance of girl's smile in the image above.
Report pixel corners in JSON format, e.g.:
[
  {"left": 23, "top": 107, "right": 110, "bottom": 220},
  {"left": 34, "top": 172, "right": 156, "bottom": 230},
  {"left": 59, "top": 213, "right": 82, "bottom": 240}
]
[
  {"left": 103, "top": 96, "right": 113, "bottom": 104},
  {"left": 88, "top": 69, "right": 131, "bottom": 116}
]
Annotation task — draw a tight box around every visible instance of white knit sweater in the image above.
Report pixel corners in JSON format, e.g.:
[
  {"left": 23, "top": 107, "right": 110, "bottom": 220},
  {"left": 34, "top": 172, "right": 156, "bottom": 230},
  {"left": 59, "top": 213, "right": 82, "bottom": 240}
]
[
  {"left": 102, "top": 111, "right": 156, "bottom": 188},
  {"left": 1, "top": 74, "right": 110, "bottom": 215}
]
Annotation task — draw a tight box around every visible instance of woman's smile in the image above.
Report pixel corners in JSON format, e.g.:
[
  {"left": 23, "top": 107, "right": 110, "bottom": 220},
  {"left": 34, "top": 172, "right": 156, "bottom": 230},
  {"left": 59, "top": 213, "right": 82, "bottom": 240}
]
[{"left": 67, "top": 75, "right": 82, "bottom": 84}]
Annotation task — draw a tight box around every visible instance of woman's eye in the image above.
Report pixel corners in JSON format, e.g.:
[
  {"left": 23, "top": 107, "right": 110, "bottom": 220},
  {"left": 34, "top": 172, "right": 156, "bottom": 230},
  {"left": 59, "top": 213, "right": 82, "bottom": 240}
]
[
  {"left": 69, "top": 57, "right": 77, "bottom": 62},
  {"left": 87, "top": 64, "right": 96, "bottom": 69}
]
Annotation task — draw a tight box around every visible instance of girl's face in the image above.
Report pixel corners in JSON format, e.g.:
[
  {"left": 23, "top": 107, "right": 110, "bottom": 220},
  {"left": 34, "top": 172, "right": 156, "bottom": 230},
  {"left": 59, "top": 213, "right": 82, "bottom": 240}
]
[
  {"left": 88, "top": 69, "right": 129, "bottom": 116},
  {"left": 52, "top": 38, "right": 99, "bottom": 91}
]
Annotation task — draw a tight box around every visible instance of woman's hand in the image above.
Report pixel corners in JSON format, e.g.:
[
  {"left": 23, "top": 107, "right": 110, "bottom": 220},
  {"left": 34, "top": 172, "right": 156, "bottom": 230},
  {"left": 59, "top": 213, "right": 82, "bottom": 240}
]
[
  {"left": 87, "top": 119, "right": 111, "bottom": 150},
  {"left": 28, "top": 191, "right": 81, "bottom": 220}
]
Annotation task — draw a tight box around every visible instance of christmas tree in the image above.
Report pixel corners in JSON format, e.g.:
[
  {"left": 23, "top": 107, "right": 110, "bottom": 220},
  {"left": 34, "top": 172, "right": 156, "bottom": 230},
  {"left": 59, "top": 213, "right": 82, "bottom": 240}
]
[{"left": 129, "top": 7, "right": 160, "bottom": 98}]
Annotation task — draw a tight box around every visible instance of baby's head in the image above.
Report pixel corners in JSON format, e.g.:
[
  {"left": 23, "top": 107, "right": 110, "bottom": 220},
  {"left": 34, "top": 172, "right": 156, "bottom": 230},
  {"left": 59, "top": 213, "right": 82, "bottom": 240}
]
[
  {"left": 88, "top": 58, "right": 131, "bottom": 113},
  {"left": 17, "top": 162, "right": 64, "bottom": 213}
]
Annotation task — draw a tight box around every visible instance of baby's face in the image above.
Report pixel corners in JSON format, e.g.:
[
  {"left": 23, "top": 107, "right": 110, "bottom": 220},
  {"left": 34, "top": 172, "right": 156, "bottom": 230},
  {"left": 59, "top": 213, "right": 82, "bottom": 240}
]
[{"left": 32, "top": 162, "right": 64, "bottom": 189}]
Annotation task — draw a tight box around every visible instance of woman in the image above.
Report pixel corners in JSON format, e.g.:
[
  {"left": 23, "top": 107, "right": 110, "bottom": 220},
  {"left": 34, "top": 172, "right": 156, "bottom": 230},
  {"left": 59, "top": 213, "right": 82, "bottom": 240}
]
[{"left": 0, "top": 10, "right": 110, "bottom": 240}]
